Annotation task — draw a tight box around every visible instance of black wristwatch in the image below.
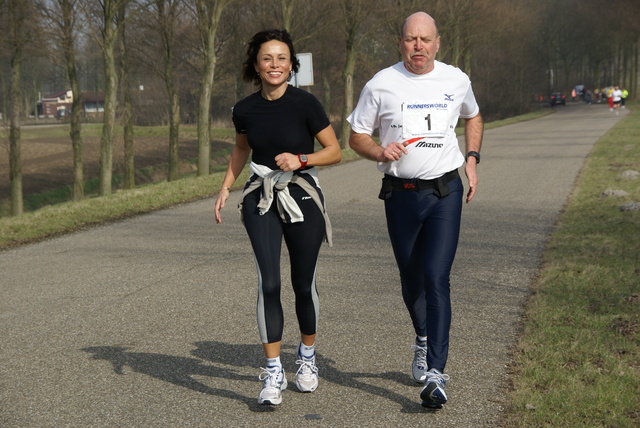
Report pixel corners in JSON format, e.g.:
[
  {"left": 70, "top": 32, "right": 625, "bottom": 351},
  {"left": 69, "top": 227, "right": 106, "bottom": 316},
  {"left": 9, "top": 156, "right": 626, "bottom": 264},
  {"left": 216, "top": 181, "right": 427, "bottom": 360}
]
[{"left": 466, "top": 151, "right": 480, "bottom": 164}]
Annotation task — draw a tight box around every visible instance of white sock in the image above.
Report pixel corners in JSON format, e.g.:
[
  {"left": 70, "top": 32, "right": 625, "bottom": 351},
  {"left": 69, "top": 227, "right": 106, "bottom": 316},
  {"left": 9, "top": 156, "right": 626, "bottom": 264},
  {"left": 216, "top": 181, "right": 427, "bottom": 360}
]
[
  {"left": 298, "top": 342, "right": 315, "bottom": 359},
  {"left": 266, "top": 356, "right": 282, "bottom": 370},
  {"left": 416, "top": 336, "right": 428, "bottom": 347}
]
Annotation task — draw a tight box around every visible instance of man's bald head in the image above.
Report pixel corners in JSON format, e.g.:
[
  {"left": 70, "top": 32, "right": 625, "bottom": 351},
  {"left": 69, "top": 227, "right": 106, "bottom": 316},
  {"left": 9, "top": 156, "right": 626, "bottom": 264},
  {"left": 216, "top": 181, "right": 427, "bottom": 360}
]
[{"left": 400, "top": 11, "right": 441, "bottom": 75}]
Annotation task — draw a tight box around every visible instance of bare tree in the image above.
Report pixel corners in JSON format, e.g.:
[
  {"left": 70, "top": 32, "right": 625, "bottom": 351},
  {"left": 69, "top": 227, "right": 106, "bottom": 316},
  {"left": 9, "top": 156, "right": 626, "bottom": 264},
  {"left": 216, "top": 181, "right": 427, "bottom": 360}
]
[
  {"left": 118, "top": 2, "right": 135, "bottom": 189},
  {"left": 280, "top": 0, "right": 294, "bottom": 31},
  {"left": 440, "top": 0, "right": 474, "bottom": 72},
  {"left": 278, "top": 0, "right": 329, "bottom": 41},
  {"left": 209, "top": 3, "right": 249, "bottom": 115},
  {"left": 1, "top": 0, "right": 639, "bottom": 212},
  {"left": 382, "top": 0, "right": 431, "bottom": 55},
  {"left": 129, "top": 0, "right": 186, "bottom": 181},
  {"left": 155, "top": 0, "right": 182, "bottom": 181},
  {"left": 81, "top": 0, "right": 127, "bottom": 196},
  {"left": 339, "top": 0, "right": 370, "bottom": 149},
  {"left": 38, "top": 0, "right": 85, "bottom": 201},
  {"left": 5, "top": 0, "right": 36, "bottom": 215},
  {"left": 192, "top": 0, "right": 236, "bottom": 177},
  {"left": 82, "top": 0, "right": 154, "bottom": 194}
]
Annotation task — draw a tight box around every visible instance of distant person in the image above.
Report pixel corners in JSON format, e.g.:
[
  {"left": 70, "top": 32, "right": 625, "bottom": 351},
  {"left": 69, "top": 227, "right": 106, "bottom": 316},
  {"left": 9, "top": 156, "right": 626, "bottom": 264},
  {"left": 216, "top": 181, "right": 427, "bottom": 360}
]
[
  {"left": 214, "top": 29, "right": 341, "bottom": 405},
  {"left": 606, "top": 86, "right": 615, "bottom": 111},
  {"left": 347, "top": 11, "right": 483, "bottom": 409},
  {"left": 621, "top": 88, "right": 628, "bottom": 108},
  {"left": 612, "top": 86, "right": 623, "bottom": 114}
]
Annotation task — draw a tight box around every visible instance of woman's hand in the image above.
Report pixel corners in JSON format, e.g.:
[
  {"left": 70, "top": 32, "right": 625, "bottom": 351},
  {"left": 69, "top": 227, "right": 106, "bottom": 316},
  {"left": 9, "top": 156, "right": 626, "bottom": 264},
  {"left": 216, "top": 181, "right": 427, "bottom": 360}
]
[
  {"left": 215, "top": 134, "right": 251, "bottom": 224},
  {"left": 214, "top": 188, "right": 230, "bottom": 224},
  {"left": 275, "top": 152, "right": 301, "bottom": 171}
]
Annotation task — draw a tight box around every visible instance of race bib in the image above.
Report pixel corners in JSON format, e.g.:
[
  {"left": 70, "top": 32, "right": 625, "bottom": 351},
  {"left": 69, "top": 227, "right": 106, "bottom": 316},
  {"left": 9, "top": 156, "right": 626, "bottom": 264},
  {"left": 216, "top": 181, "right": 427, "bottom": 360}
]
[{"left": 402, "top": 101, "right": 450, "bottom": 138}]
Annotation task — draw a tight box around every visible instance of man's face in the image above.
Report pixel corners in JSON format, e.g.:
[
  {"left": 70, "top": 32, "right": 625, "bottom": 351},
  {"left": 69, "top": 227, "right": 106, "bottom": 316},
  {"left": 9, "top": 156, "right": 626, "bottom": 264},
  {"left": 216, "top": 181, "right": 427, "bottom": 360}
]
[{"left": 400, "top": 16, "right": 440, "bottom": 75}]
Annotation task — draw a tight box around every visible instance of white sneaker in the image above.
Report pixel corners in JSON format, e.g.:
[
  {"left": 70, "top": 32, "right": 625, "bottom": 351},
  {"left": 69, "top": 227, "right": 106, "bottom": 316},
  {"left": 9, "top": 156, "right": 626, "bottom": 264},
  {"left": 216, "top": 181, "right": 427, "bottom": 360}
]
[
  {"left": 420, "top": 368, "right": 450, "bottom": 409},
  {"left": 258, "top": 367, "right": 287, "bottom": 405},
  {"left": 410, "top": 344, "right": 428, "bottom": 383},
  {"left": 295, "top": 354, "right": 318, "bottom": 392}
]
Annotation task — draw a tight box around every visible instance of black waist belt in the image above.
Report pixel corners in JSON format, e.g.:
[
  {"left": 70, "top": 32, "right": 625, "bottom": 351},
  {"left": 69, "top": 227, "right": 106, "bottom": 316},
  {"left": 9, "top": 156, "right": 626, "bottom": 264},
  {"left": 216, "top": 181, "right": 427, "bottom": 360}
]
[{"left": 379, "top": 169, "right": 459, "bottom": 200}]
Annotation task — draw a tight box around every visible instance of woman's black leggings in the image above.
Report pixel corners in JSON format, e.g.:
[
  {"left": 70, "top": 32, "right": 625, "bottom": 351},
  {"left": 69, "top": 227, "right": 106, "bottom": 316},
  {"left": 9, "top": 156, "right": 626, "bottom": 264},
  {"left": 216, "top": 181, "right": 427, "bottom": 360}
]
[{"left": 242, "top": 184, "right": 326, "bottom": 344}]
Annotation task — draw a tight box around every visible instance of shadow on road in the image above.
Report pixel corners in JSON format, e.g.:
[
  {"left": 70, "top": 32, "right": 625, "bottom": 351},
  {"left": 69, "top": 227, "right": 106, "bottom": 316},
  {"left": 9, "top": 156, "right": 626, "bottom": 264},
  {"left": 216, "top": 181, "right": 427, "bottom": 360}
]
[
  {"left": 81, "top": 344, "right": 275, "bottom": 413},
  {"left": 82, "top": 341, "right": 434, "bottom": 414}
]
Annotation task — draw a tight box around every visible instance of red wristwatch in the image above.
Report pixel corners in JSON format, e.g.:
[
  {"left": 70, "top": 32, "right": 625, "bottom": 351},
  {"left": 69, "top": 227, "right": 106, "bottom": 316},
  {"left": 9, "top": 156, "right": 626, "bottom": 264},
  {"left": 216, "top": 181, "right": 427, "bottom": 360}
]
[{"left": 298, "top": 154, "right": 308, "bottom": 168}]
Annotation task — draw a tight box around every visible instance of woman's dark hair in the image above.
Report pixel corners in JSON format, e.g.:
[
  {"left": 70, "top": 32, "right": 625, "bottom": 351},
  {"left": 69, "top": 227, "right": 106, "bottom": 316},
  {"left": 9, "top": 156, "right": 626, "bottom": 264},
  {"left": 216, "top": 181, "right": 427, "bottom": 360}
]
[{"left": 242, "top": 29, "right": 300, "bottom": 87}]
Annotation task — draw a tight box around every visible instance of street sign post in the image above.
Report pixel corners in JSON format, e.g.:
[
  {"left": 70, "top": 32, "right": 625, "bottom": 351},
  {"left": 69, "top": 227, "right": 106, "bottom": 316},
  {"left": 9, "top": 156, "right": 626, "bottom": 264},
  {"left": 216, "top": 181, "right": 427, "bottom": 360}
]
[{"left": 292, "top": 53, "right": 313, "bottom": 87}]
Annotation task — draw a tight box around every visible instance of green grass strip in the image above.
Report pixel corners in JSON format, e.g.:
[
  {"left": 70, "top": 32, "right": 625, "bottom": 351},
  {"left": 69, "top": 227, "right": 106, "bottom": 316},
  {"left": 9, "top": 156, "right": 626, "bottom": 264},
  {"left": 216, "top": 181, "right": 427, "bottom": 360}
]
[
  {"left": 0, "top": 148, "right": 363, "bottom": 249},
  {"left": 0, "top": 171, "right": 247, "bottom": 248},
  {"left": 503, "top": 103, "right": 640, "bottom": 426}
]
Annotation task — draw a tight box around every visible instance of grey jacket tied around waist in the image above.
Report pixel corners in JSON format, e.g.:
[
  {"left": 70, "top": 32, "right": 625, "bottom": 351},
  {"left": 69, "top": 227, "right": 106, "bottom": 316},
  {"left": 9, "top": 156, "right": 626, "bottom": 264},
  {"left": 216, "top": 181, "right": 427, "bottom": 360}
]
[{"left": 238, "top": 162, "right": 333, "bottom": 246}]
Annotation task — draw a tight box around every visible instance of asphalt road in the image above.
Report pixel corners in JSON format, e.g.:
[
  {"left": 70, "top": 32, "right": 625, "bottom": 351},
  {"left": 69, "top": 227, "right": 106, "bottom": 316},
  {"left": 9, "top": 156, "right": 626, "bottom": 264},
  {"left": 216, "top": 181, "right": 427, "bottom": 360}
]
[{"left": 0, "top": 103, "right": 628, "bottom": 427}]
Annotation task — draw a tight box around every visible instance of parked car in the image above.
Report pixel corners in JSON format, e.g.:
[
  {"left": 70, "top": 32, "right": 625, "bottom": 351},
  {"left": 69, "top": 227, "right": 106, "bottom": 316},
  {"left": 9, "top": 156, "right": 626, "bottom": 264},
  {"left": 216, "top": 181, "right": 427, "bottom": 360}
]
[{"left": 550, "top": 92, "right": 566, "bottom": 106}]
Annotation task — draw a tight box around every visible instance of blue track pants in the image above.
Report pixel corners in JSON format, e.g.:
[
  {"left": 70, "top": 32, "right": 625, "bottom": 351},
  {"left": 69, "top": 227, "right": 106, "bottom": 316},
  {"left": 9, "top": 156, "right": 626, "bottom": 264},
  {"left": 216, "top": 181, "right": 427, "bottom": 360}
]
[{"left": 384, "top": 176, "right": 463, "bottom": 372}]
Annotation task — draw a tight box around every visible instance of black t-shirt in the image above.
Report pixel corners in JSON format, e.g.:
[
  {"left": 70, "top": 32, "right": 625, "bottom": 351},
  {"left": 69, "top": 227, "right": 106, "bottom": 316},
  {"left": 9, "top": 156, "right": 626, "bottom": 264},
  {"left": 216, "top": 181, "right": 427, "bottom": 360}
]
[{"left": 232, "top": 85, "right": 330, "bottom": 170}]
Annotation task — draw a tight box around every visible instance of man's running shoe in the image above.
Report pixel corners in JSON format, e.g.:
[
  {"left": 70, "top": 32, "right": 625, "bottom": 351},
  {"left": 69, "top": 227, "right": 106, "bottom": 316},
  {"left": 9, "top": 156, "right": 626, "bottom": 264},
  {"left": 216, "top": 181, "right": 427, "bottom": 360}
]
[
  {"left": 295, "top": 353, "right": 319, "bottom": 392},
  {"left": 410, "top": 344, "right": 428, "bottom": 383},
  {"left": 420, "top": 368, "right": 450, "bottom": 409},
  {"left": 258, "top": 366, "right": 287, "bottom": 405}
]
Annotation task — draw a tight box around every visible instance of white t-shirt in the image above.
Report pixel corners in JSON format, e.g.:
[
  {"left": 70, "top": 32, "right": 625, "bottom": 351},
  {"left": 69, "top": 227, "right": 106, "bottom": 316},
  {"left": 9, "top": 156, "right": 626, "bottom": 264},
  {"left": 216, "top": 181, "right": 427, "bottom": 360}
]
[
  {"left": 347, "top": 61, "right": 480, "bottom": 180},
  {"left": 612, "top": 89, "right": 622, "bottom": 102}
]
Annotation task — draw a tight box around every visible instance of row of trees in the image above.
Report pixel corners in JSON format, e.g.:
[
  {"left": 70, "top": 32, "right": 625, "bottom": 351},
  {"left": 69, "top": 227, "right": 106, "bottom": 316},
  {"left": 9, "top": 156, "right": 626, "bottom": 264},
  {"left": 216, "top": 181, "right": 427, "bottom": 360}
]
[{"left": 1, "top": 0, "right": 639, "bottom": 216}]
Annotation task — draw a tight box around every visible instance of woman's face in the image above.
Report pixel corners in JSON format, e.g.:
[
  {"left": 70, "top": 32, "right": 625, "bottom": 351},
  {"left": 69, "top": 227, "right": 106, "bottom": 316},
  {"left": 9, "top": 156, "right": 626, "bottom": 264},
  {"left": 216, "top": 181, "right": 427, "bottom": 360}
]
[{"left": 254, "top": 40, "right": 292, "bottom": 89}]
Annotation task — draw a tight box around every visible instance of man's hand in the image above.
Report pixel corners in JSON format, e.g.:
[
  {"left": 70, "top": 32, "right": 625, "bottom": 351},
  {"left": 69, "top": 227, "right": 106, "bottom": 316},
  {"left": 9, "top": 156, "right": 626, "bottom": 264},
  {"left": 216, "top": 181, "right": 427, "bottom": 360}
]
[
  {"left": 464, "top": 159, "right": 478, "bottom": 203},
  {"left": 382, "top": 141, "right": 409, "bottom": 162}
]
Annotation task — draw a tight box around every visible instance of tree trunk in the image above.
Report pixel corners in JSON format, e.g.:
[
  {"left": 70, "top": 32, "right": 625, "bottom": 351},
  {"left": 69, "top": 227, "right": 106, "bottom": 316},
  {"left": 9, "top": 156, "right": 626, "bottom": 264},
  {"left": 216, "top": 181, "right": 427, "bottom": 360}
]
[
  {"left": 61, "top": 0, "right": 84, "bottom": 201},
  {"left": 196, "top": 42, "right": 214, "bottom": 176},
  {"left": 98, "top": 0, "right": 120, "bottom": 196},
  {"left": 168, "top": 87, "right": 180, "bottom": 181},
  {"left": 155, "top": 0, "right": 180, "bottom": 181},
  {"left": 9, "top": 56, "right": 23, "bottom": 216},
  {"left": 323, "top": 74, "right": 331, "bottom": 117},
  {"left": 195, "top": 0, "right": 234, "bottom": 176},
  {"left": 196, "top": 0, "right": 214, "bottom": 176},
  {"left": 281, "top": 0, "right": 294, "bottom": 30},
  {"left": 633, "top": 38, "right": 639, "bottom": 99},
  {"left": 341, "top": 49, "right": 355, "bottom": 149},
  {"left": 450, "top": 15, "right": 460, "bottom": 68},
  {"left": 340, "top": 0, "right": 359, "bottom": 149},
  {"left": 8, "top": 0, "right": 26, "bottom": 216},
  {"left": 119, "top": 3, "right": 135, "bottom": 190}
]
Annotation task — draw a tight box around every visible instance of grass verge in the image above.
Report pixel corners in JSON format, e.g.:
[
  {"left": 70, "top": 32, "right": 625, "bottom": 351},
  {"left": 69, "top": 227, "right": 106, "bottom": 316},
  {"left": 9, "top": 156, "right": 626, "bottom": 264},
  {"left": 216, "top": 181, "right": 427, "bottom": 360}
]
[
  {"left": 501, "top": 104, "right": 640, "bottom": 426},
  {"left": 0, "top": 147, "right": 363, "bottom": 249},
  {"left": 0, "top": 171, "right": 242, "bottom": 248}
]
